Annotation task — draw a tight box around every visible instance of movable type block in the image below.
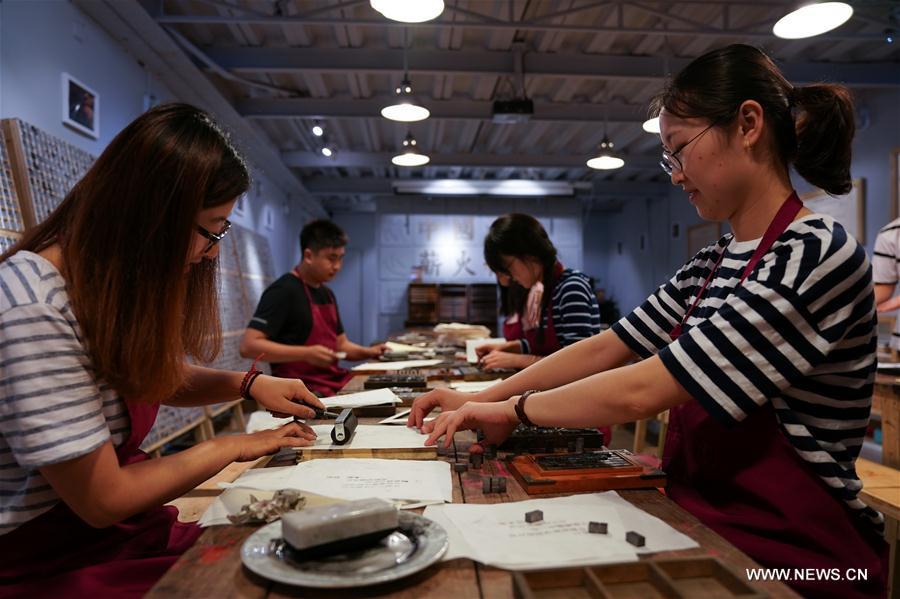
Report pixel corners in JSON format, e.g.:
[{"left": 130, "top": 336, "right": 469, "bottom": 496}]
[
  {"left": 625, "top": 531, "right": 645, "bottom": 547},
  {"left": 493, "top": 477, "right": 507, "bottom": 493},
  {"left": 525, "top": 510, "right": 543, "bottom": 523},
  {"left": 588, "top": 521, "right": 607, "bottom": 534},
  {"left": 469, "top": 453, "right": 483, "bottom": 469},
  {"left": 454, "top": 463, "right": 468, "bottom": 473}
]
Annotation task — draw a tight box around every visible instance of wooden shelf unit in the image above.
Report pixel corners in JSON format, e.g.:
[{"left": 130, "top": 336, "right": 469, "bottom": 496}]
[{"left": 405, "top": 282, "right": 498, "bottom": 334}]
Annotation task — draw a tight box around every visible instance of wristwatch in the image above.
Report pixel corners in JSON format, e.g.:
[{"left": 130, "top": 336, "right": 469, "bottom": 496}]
[{"left": 515, "top": 390, "right": 540, "bottom": 427}]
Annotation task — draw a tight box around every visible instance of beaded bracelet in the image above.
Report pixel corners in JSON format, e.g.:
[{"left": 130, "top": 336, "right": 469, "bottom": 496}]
[{"left": 240, "top": 353, "right": 266, "bottom": 400}]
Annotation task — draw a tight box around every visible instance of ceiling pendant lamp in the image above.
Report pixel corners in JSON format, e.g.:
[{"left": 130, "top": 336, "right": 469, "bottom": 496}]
[
  {"left": 391, "top": 132, "right": 430, "bottom": 166},
  {"left": 381, "top": 29, "right": 430, "bottom": 122},
  {"left": 642, "top": 117, "right": 660, "bottom": 134},
  {"left": 586, "top": 136, "right": 625, "bottom": 170},
  {"left": 371, "top": 0, "right": 444, "bottom": 23},
  {"left": 773, "top": 2, "right": 853, "bottom": 39}
]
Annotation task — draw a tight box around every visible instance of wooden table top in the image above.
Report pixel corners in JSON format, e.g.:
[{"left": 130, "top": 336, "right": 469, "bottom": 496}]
[{"left": 149, "top": 427, "right": 797, "bottom": 598}]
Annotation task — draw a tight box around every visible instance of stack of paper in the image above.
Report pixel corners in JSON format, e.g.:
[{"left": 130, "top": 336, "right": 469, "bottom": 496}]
[
  {"left": 301, "top": 424, "right": 430, "bottom": 451},
  {"left": 423, "top": 492, "right": 698, "bottom": 570},
  {"left": 385, "top": 341, "right": 424, "bottom": 353},
  {"left": 324, "top": 388, "right": 401, "bottom": 408}
]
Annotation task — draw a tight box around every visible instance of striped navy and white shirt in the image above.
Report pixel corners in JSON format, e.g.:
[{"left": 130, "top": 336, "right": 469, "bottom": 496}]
[
  {"left": 520, "top": 269, "right": 601, "bottom": 354},
  {"left": 0, "top": 251, "right": 129, "bottom": 534},
  {"left": 612, "top": 215, "right": 883, "bottom": 531},
  {"left": 872, "top": 217, "right": 900, "bottom": 349}
]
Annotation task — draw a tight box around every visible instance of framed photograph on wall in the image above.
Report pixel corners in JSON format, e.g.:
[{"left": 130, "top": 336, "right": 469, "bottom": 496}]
[
  {"left": 687, "top": 222, "right": 721, "bottom": 258},
  {"left": 892, "top": 148, "right": 900, "bottom": 220},
  {"left": 61, "top": 73, "right": 99, "bottom": 139},
  {"left": 800, "top": 178, "right": 865, "bottom": 242}
]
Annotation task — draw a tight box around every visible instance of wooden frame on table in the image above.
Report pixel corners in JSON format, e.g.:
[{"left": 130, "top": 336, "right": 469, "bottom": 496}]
[
  {"left": 686, "top": 222, "right": 721, "bottom": 258},
  {"left": 801, "top": 178, "right": 866, "bottom": 242}
]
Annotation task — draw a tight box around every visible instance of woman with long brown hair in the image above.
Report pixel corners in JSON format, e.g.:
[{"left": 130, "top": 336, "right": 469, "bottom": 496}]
[{"left": 0, "top": 104, "right": 322, "bottom": 597}]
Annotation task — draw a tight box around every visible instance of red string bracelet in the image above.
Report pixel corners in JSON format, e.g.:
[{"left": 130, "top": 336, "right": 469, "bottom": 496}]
[{"left": 240, "top": 353, "right": 265, "bottom": 400}]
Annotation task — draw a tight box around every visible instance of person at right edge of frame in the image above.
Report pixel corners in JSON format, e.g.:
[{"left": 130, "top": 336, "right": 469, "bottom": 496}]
[
  {"left": 240, "top": 220, "right": 387, "bottom": 397},
  {"left": 409, "top": 44, "right": 889, "bottom": 599}
]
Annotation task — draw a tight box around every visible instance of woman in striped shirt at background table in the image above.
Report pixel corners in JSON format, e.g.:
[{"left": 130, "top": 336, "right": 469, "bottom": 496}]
[
  {"left": 412, "top": 44, "right": 888, "bottom": 599},
  {"left": 0, "top": 104, "right": 322, "bottom": 598}
]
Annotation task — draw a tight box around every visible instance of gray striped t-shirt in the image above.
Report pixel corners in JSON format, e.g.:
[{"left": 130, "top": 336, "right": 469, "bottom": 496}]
[{"left": 0, "top": 251, "right": 129, "bottom": 534}]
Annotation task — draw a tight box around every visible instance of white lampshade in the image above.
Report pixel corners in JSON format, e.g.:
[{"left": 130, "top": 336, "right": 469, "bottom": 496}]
[
  {"left": 586, "top": 155, "right": 625, "bottom": 170},
  {"left": 381, "top": 102, "right": 430, "bottom": 122},
  {"left": 371, "top": 0, "right": 444, "bottom": 23},
  {"left": 586, "top": 136, "right": 625, "bottom": 170},
  {"left": 773, "top": 2, "right": 853, "bottom": 39},
  {"left": 392, "top": 152, "right": 430, "bottom": 166},
  {"left": 642, "top": 117, "right": 660, "bottom": 134}
]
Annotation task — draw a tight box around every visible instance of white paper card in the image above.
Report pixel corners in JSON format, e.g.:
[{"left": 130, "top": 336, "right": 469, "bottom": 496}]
[
  {"left": 378, "top": 408, "right": 438, "bottom": 425},
  {"left": 385, "top": 341, "right": 424, "bottom": 353},
  {"left": 245, "top": 410, "right": 293, "bottom": 433},
  {"left": 465, "top": 338, "right": 507, "bottom": 363},
  {"left": 449, "top": 379, "right": 502, "bottom": 393},
  {"left": 351, "top": 359, "right": 443, "bottom": 371},
  {"left": 323, "top": 388, "right": 400, "bottom": 408},
  {"left": 300, "top": 424, "right": 430, "bottom": 451},
  {"left": 219, "top": 459, "right": 451, "bottom": 504}
]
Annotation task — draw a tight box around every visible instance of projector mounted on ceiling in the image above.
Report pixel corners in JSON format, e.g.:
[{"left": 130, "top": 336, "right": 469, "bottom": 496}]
[{"left": 492, "top": 98, "right": 534, "bottom": 124}]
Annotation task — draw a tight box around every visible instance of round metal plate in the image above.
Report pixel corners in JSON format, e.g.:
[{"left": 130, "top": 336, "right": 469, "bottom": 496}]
[{"left": 241, "top": 511, "right": 448, "bottom": 589}]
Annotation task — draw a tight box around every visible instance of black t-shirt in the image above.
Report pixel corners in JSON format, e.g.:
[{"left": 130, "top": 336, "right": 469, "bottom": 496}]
[{"left": 247, "top": 274, "right": 344, "bottom": 345}]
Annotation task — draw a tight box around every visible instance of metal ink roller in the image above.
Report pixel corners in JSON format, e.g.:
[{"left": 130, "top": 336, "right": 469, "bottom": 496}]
[
  {"left": 330, "top": 408, "right": 358, "bottom": 445},
  {"left": 281, "top": 498, "right": 399, "bottom": 560}
]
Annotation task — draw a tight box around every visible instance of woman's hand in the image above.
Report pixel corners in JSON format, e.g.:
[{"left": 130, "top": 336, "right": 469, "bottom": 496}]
[
  {"left": 475, "top": 343, "right": 506, "bottom": 359},
  {"left": 423, "top": 398, "right": 520, "bottom": 449},
  {"left": 231, "top": 423, "right": 317, "bottom": 462},
  {"left": 481, "top": 350, "right": 535, "bottom": 371},
  {"left": 249, "top": 375, "right": 325, "bottom": 419},
  {"left": 407, "top": 387, "right": 473, "bottom": 429}
]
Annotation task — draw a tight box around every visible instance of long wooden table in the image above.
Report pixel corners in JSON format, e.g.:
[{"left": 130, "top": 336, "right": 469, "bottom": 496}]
[{"left": 149, "top": 373, "right": 797, "bottom": 598}]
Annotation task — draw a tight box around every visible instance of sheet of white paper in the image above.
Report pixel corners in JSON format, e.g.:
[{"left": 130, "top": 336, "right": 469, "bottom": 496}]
[
  {"left": 351, "top": 359, "right": 443, "bottom": 371},
  {"left": 449, "top": 379, "right": 502, "bottom": 393},
  {"left": 424, "top": 499, "right": 636, "bottom": 569},
  {"left": 465, "top": 338, "right": 507, "bottom": 363},
  {"left": 323, "top": 388, "right": 400, "bottom": 408},
  {"left": 299, "top": 424, "right": 430, "bottom": 451},
  {"left": 378, "top": 408, "right": 437, "bottom": 425},
  {"left": 877, "top": 361, "right": 900, "bottom": 371},
  {"left": 423, "top": 492, "right": 698, "bottom": 569},
  {"left": 385, "top": 341, "right": 424, "bottom": 353},
  {"left": 245, "top": 411, "right": 293, "bottom": 433},
  {"left": 219, "top": 459, "right": 451, "bottom": 504}
]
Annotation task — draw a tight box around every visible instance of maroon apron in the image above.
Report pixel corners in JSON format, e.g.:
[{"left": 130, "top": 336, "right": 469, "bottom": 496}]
[
  {"left": 0, "top": 400, "right": 202, "bottom": 599},
  {"left": 502, "top": 315, "right": 524, "bottom": 341},
  {"left": 270, "top": 271, "right": 352, "bottom": 397},
  {"left": 665, "top": 193, "right": 888, "bottom": 598}
]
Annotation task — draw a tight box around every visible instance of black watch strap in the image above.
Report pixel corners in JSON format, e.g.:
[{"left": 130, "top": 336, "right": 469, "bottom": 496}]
[{"left": 515, "top": 389, "right": 539, "bottom": 427}]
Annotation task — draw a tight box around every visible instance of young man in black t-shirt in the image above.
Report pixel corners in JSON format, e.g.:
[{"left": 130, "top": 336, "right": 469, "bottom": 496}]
[{"left": 240, "top": 220, "right": 386, "bottom": 396}]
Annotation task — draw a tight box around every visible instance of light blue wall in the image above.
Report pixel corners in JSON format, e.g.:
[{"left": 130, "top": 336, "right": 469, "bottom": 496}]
[
  {"left": 589, "top": 87, "right": 900, "bottom": 315},
  {"left": 0, "top": 0, "right": 312, "bottom": 276}
]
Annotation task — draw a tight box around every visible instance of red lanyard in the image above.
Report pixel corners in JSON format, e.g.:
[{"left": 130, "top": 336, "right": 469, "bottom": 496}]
[{"left": 669, "top": 192, "right": 803, "bottom": 341}]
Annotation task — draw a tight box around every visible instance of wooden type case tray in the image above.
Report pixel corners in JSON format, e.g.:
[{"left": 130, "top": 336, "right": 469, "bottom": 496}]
[
  {"left": 513, "top": 557, "right": 766, "bottom": 598},
  {"left": 508, "top": 450, "right": 665, "bottom": 494}
]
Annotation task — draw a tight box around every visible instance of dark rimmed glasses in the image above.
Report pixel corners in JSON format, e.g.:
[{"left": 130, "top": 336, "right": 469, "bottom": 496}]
[
  {"left": 660, "top": 121, "right": 719, "bottom": 176},
  {"left": 196, "top": 219, "right": 231, "bottom": 253}
]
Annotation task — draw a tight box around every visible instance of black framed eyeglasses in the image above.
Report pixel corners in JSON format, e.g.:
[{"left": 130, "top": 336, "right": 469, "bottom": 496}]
[
  {"left": 196, "top": 219, "right": 231, "bottom": 253},
  {"left": 660, "top": 121, "right": 719, "bottom": 176}
]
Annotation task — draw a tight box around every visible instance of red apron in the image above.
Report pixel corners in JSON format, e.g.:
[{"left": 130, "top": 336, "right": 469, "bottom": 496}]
[
  {"left": 665, "top": 193, "right": 888, "bottom": 598},
  {"left": 502, "top": 314, "right": 524, "bottom": 341},
  {"left": 270, "top": 272, "right": 352, "bottom": 397},
  {"left": 0, "top": 400, "right": 201, "bottom": 599}
]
